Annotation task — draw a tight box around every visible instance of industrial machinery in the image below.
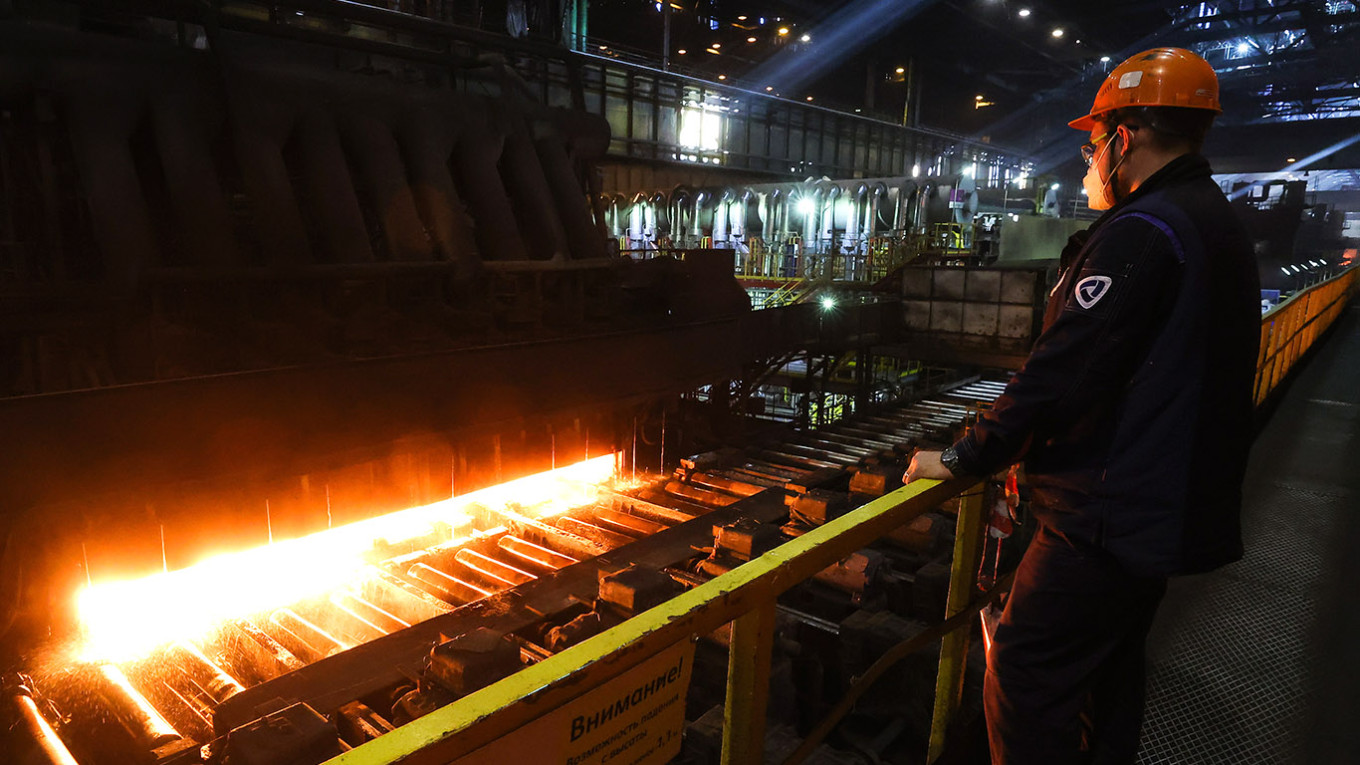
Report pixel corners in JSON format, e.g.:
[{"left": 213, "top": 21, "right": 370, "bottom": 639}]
[
  {"left": 5, "top": 377, "right": 1011, "bottom": 764},
  {"left": 0, "top": 5, "right": 1022, "bottom": 762},
  {"left": 0, "top": 5, "right": 1032, "bottom": 764}
]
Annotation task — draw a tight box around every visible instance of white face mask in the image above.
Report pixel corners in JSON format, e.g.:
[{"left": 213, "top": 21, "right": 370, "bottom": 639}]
[{"left": 1082, "top": 134, "right": 1127, "bottom": 211}]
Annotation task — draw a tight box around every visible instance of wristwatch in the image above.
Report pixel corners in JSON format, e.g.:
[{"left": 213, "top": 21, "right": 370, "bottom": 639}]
[{"left": 939, "top": 445, "right": 963, "bottom": 476}]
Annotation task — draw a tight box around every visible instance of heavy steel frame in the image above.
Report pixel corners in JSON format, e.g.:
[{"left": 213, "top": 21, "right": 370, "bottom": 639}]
[{"left": 51, "top": 0, "right": 1028, "bottom": 182}]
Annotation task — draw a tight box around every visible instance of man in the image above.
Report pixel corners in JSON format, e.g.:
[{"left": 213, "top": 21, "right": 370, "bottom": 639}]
[{"left": 905, "top": 48, "right": 1259, "bottom": 764}]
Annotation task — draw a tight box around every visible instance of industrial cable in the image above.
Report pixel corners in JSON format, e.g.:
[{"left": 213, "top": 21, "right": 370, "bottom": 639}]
[{"left": 779, "top": 571, "right": 1016, "bottom": 765}]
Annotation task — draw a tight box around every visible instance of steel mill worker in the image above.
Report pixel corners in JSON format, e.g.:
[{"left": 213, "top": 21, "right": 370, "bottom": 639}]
[{"left": 904, "top": 48, "right": 1260, "bottom": 764}]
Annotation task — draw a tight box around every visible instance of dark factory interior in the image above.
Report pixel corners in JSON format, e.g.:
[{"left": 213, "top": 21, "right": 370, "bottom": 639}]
[{"left": 1, "top": 2, "right": 1357, "bottom": 764}]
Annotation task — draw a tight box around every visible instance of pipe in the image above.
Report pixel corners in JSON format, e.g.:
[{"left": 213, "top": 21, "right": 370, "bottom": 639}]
[
  {"left": 692, "top": 190, "right": 713, "bottom": 241},
  {"left": 866, "top": 182, "right": 888, "bottom": 236},
  {"left": 269, "top": 609, "right": 348, "bottom": 660},
  {"left": 669, "top": 186, "right": 693, "bottom": 247},
  {"left": 453, "top": 548, "right": 537, "bottom": 586},
  {"left": 167, "top": 642, "right": 245, "bottom": 704},
  {"left": 847, "top": 183, "right": 868, "bottom": 242},
  {"left": 95, "top": 664, "right": 182, "bottom": 750},
  {"left": 916, "top": 183, "right": 934, "bottom": 231},
  {"left": 497, "top": 536, "right": 579, "bottom": 572},
  {"left": 799, "top": 187, "right": 821, "bottom": 248},
  {"left": 627, "top": 192, "right": 647, "bottom": 247},
  {"left": 593, "top": 507, "right": 669, "bottom": 537},
  {"left": 555, "top": 516, "right": 633, "bottom": 549},
  {"left": 8, "top": 681, "right": 79, "bottom": 765},
  {"left": 649, "top": 192, "right": 671, "bottom": 243},
  {"left": 820, "top": 184, "right": 841, "bottom": 250},
  {"left": 713, "top": 189, "right": 734, "bottom": 244},
  {"left": 332, "top": 592, "right": 411, "bottom": 635},
  {"left": 407, "top": 563, "right": 494, "bottom": 605},
  {"left": 762, "top": 188, "right": 783, "bottom": 243},
  {"left": 230, "top": 620, "right": 306, "bottom": 675}
]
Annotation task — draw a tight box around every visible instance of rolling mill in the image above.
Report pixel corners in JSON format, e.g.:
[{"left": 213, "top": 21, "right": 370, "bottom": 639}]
[{"left": 0, "top": 4, "right": 1049, "bottom": 765}]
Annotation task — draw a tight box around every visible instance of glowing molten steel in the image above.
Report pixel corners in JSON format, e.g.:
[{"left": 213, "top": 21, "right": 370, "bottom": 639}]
[{"left": 76, "top": 454, "right": 620, "bottom": 663}]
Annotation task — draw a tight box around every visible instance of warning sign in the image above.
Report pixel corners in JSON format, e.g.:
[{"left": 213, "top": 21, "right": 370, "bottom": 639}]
[{"left": 450, "top": 640, "right": 695, "bottom": 765}]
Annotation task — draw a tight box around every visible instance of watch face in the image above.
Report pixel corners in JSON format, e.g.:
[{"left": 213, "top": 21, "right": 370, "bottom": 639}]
[{"left": 941, "top": 449, "right": 960, "bottom": 472}]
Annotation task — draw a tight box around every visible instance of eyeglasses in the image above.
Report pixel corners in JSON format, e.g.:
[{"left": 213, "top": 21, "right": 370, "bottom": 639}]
[{"left": 1080, "top": 131, "right": 1110, "bottom": 166}]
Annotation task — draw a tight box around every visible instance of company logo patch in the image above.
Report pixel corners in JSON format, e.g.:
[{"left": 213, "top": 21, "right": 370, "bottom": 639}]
[
  {"left": 1118, "top": 70, "right": 1143, "bottom": 89},
  {"left": 1075, "top": 275, "right": 1113, "bottom": 309}
]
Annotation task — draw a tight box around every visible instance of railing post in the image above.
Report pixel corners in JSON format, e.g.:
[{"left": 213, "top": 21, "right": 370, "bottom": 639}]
[
  {"left": 722, "top": 600, "right": 778, "bottom": 765},
  {"left": 927, "top": 482, "right": 988, "bottom": 762}
]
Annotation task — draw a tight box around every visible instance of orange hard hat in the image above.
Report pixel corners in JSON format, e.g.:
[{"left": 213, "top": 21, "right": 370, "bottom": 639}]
[{"left": 1069, "top": 48, "right": 1221, "bottom": 131}]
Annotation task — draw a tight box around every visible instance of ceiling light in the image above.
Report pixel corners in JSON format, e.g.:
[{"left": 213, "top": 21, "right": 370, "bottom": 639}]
[
  {"left": 747, "top": 36, "right": 757, "bottom": 42},
  {"left": 718, "top": 74, "right": 727, "bottom": 80},
  {"left": 599, "top": 45, "right": 608, "bottom": 50},
  {"left": 1018, "top": 8, "right": 1031, "bottom": 18},
  {"left": 737, "top": 15, "right": 747, "bottom": 21},
  {"left": 912, "top": 164, "right": 921, "bottom": 177},
  {"left": 778, "top": 27, "right": 790, "bottom": 35},
  {"left": 975, "top": 94, "right": 984, "bottom": 100},
  {"left": 1100, "top": 55, "right": 1111, "bottom": 63},
  {"left": 806, "top": 95, "right": 814, "bottom": 101},
  {"left": 1286, "top": 157, "right": 1297, "bottom": 163},
  {"left": 706, "top": 47, "right": 720, "bottom": 54},
  {"left": 766, "top": 86, "right": 774, "bottom": 91},
  {"left": 678, "top": 49, "right": 687, "bottom": 54},
  {"left": 800, "top": 34, "right": 811, "bottom": 42},
  {"left": 1237, "top": 42, "right": 1250, "bottom": 54},
  {"left": 1052, "top": 28, "right": 1064, "bottom": 38},
  {"left": 712, "top": 42, "right": 721, "bottom": 48},
  {"left": 1050, "top": 182, "right": 1060, "bottom": 190},
  {"left": 895, "top": 66, "right": 905, "bottom": 74}
]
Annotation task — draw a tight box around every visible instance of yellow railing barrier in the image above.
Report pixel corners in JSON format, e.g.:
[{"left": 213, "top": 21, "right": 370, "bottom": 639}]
[
  {"left": 927, "top": 485, "right": 987, "bottom": 762},
  {"left": 325, "top": 476, "right": 982, "bottom": 765},
  {"left": 1255, "top": 268, "right": 1357, "bottom": 405}
]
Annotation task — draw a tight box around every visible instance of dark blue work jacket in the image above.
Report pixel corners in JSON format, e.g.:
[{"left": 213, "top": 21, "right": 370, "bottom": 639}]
[{"left": 952, "top": 154, "right": 1260, "bottom": 576}]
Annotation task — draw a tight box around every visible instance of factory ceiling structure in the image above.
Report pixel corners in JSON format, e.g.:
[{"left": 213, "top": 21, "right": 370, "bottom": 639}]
[{"left": 588, "top": 1, "right": 1360, "bottom": 176}]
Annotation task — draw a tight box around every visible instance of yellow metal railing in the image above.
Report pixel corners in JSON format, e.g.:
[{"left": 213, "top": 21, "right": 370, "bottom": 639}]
[
  {"left": 326, "top": 476, "right": 989, "bottom": 765},
  {"left": 1255, "top": 268, "right": 1357, "bottom": 405}
]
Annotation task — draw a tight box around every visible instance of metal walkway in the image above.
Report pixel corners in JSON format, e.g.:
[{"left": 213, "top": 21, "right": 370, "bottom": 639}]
[{"left": 1137, "top": 305, "right": 1360, "bottom": 764}]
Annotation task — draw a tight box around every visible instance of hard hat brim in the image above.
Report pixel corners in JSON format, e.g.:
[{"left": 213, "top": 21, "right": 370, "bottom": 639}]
[{"left": 1068, "top": 112, "right": 1100, "bottom": 131}]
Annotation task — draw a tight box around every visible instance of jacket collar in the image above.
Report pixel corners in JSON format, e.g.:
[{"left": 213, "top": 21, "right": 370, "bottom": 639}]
[{"left": 1091, "top": 153, "right": 1212, "bottom": 228}]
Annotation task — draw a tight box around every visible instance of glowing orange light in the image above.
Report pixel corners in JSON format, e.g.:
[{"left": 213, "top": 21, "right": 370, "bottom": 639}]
[{"left": 75, "top": 454, "right": 620, "bottom": 662}]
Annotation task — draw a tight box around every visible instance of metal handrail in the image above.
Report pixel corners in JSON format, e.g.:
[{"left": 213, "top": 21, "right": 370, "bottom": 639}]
[
  {"left": 1255, "top": 267, "right": 1357, "bottom": 405},
  {"left": 325, "top": 475, "right": 985, "bottom": 765}
]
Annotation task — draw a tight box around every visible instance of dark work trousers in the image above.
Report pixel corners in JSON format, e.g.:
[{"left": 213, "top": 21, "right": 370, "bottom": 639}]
[{"left": 984, "top": 522, "right": 1167, "bottom": 765}]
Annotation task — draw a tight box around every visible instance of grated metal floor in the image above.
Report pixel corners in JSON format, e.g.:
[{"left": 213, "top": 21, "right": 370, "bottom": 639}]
[{"left": 1137, "top": 305, "right": 1360, "bottom": 765}]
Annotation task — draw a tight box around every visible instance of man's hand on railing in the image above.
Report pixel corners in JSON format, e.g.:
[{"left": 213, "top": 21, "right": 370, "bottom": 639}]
[{"left": 904, "top": 449, "right": 955, "bottom": 483}]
